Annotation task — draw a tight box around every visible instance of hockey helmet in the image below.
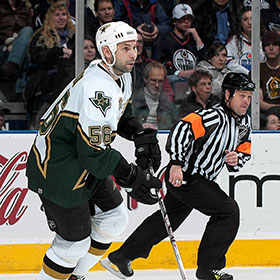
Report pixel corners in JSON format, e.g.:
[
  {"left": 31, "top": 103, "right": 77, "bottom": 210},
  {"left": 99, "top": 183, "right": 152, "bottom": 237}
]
[
  {"left": 222, "top": 72, "right": 255, "bottom": 96},
  {"left": 96, "top": 21, "right": 137, "bottom": 67}
]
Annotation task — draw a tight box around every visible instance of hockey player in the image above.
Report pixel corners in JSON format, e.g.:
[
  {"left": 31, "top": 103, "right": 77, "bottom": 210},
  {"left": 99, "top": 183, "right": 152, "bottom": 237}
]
[
  {"left": 100, "top": 72, "right": 255, "bottom": 280},
  {"left": 26, "top": 21, "right": 162, "bottom": 280}
]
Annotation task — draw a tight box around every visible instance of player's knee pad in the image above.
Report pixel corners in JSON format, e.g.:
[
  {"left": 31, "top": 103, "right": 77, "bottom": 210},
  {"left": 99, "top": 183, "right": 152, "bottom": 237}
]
[
  {"left": 90, "top": 202, "right": 128, "bottom": 243},
  {"left": 46, "top": 234, "right": 91, "bottom": 267}
]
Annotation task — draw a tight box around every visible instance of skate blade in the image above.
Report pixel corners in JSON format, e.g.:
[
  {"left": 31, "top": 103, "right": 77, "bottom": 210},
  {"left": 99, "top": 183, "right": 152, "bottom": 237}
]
[{"left": 99, "top": 258, "right": 128, "bottom": 279}]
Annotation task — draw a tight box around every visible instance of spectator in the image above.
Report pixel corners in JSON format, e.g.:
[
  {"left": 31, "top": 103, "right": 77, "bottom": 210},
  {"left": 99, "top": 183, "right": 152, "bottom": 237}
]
[
  {"left": 0, "top": 99, "right": 10, "bottom": 130},
  {"left": 24, "top": 1, "right": 75, "bottom": 130},
  {"left": 132, "top": 31, "right": 174, "bottom": 101},
  {"left": 113, "top": 0, "right": 172, "bottom": 45},
  {"left": 85, "top": 0, "right": 115, "bottom": 38},
  {"left": 152, "top": 4, "right": 205, "bottom": 93},
  {"left": 196, "top": 42, "right": 231, "bottom": 100},
  {"left": 178, "top": 69, "right": 220, "bottom": 117},
  {"left": 261, "top": 0, "right": 280, "bottom": 34},
  {"left": 260, "top": 106, "right": 280, "bottom": 130},
  {"left": 0, "top": 0, "right": 33, "bottom": 83},
  {"left": 226, "top": 6, "right": 265, "bottom": 74},
  {"left": 32, "top": 0, "right": 70, "bottom": 29},
  {"left": 259, "top": 31, "right": 280, "bottom": 112},
  {"left": 33, "top": 0, "right": 96, "bottom": 36},
  {"left": 93, "top": 0, "right": 115, "bottom": 32},
  {"left": 192, "top": 0, "right": 236, "bottom": 50},
  {"left": 132, "top": 61, "right": 178, "bottom": 130}
]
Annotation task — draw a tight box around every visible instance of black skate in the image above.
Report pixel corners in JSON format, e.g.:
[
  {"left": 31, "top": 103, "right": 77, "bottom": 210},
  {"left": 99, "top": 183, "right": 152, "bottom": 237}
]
[
  {"left": 68, "top": 275, "right": 85, "bottom": 280},
  {"left": 99, "top": 250, "right": 134, "bottom": 279},
  {"left": 196, "top": 267, "right": 233, "bottom": 280}
]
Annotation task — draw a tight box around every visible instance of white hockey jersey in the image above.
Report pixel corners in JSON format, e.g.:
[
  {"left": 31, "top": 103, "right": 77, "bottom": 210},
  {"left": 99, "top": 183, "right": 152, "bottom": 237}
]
[
  {"left": 226, "top": 35, "right": 265, "bottom": 74},
  {"left": 26, "top": 60, "right": 135, "bottom": 207}
]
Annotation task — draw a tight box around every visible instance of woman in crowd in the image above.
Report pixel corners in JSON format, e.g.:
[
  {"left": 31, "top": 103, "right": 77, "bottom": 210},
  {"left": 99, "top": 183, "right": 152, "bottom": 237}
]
[
  {"left": 196, "top": 42, "right": 231, "bottom": 100},
  {"left": 226, "top": 6, "right": 265, "bottom": 74},
  {"left": 24, "top": 1, "right": 75, "bottom": 130},
  {"left": 260, "top": 106, "right": 280, "bottom": 130}
]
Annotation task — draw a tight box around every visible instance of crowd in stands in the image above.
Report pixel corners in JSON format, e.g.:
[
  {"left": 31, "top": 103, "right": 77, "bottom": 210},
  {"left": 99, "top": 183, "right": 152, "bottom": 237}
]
[{"left": 0, "top": 0, "right": 280, "bottom": 131}]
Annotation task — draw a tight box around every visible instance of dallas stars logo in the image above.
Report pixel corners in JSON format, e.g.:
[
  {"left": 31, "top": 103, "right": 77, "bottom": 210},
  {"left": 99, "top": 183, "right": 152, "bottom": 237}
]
[
  {"left": 89, "top": 91, "right": 111, "bottom": 116},
  {"left": 100, "top": 24, "right": 110, "bottom": 34}
]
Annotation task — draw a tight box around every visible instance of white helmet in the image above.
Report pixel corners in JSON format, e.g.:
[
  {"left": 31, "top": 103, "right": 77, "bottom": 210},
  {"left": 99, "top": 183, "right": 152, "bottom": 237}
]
[{"left": 96, "top": 21, "right": 137, "bottom": 67}]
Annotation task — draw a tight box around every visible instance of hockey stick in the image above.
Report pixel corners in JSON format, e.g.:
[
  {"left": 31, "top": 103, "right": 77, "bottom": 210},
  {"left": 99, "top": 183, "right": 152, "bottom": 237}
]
[{"left": 150, "top": 166, "right": 188, "bottom": 280}]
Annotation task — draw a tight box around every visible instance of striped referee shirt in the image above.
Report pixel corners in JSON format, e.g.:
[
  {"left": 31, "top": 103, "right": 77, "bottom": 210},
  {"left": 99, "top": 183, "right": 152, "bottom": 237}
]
[{"left": 166, "top": 105, "right": 251, "bottom": 181}]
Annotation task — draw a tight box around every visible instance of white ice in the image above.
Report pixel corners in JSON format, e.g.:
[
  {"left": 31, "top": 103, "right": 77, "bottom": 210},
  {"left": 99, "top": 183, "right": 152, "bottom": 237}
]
[{"left": 1, "top": 267, "right": 280, "bottom": 280}]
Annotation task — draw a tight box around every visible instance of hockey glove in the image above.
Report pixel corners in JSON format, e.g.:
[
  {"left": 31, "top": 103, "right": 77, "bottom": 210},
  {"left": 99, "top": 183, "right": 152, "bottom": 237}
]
[
  {"left": 133, "top": 128, "right": 161, "bottom": 172},
  {"left": 115, "top": 164, "right": 162, "bottom": 205}
]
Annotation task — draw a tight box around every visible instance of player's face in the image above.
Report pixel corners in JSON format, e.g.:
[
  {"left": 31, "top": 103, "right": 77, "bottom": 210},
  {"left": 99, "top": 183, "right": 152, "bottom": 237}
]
[
  {"left": 209, "top": 48, "right": 227, "bottom": 70},
  {"left": 193, "top": 77, "right": 212, "bottom": 102},
  {"left": 52, "top": 8, "right": 68, "bottom": 32},
  {"left": 144, "top": 68, "right": 165, "bottom": 95},
  {"left": 96, "top": 1, "right": 114, "bottom": 24},
  {"left": 241, "top": 11, "right": 252, "bottom": 35},
  {"left": 226, "top": 90, "right": 252, "bottom": 116},
  {"left": 266, "top": 115, "right": 280, "bottom": 130},
  {"left": 84, "top": 39, "right": 96, "bottom": 62},
  {"left": 113, "top": 41, "right": 137, "bottom": 75}
]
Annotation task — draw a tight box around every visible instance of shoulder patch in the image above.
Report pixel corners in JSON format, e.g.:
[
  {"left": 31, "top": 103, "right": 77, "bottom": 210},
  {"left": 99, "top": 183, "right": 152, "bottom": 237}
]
[
  {"left": 89, "top": 91, "right": 111, "bottom": 117},
  {"left": 182, "top": 113, "right": 205, "bottom": 139}
]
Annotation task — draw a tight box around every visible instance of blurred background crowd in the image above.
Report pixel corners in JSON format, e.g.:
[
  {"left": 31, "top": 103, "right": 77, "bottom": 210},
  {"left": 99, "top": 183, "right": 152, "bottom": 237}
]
[{"left": 0, "top": 0, "right": 280, "bottom": 131}]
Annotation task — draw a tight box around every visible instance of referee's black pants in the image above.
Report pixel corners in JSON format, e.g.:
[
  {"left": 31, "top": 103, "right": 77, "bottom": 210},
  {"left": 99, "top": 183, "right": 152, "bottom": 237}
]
[{"left": 118, "top": 173, "right": 240, "bottom": 269}]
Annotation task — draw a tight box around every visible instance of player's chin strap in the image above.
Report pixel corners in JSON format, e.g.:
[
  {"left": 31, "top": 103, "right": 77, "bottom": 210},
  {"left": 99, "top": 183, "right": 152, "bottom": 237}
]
[
  {"left": 101, "top": 45, "right": 122, "bottom": 80},
  {"left": 105, "top": 59, "right": 121, "bottom": 80}
]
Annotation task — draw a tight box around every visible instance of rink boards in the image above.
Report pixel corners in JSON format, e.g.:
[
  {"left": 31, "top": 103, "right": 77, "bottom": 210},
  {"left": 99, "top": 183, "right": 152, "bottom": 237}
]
[{"left": 0, "top": 131, "right": 280, "bottom": 273}]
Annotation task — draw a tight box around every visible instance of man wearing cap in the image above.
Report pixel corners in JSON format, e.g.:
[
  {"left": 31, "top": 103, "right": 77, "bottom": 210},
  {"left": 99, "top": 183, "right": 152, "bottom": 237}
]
[
  {"left": 259, "top": 31, "right": 280, "bottom": 112},
  {"left": 152, "top": 3, "right": 206, "bottom": 95},
  {"left": 0, "top": 99, "right": 10, "bottom": 130}
]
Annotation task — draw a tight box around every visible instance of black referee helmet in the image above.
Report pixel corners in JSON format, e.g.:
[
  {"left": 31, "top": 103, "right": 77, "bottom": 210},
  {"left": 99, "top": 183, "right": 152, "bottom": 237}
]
[{"left": 222, "top": 72, "right": 255, "bottom": 98}]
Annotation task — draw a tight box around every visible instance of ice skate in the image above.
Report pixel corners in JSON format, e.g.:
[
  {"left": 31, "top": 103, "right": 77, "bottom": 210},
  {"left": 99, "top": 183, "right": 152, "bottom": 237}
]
[
  {"left": 196, "top": 267, "right": 233, "bottom": 280},
  {"left": 100, "top": 251, "right": 134, "bottom": 279}
]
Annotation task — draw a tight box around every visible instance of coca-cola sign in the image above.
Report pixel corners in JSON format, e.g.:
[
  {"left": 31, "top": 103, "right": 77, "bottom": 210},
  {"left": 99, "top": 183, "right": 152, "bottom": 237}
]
[{"left": 0, "top": 152, "right": 28, "bottom": 226}]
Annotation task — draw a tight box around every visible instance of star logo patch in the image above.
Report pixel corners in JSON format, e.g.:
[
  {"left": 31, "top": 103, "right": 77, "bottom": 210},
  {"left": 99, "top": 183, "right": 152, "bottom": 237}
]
[
  {"left": 100, "top": 24, "right": 110, "bottom": 34},
  {"left": 89, "top": 91, "right": 111, "bottom": 116}
]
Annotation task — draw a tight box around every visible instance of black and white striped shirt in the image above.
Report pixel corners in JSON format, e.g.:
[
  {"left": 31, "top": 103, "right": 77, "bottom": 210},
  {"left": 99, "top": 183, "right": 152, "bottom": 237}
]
[{"left": 166, "top": 105, "right": 251, "bottom": 181}]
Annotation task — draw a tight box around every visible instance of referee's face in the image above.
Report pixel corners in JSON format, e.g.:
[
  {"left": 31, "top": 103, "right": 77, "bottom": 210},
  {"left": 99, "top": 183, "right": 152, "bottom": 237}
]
[{"left": 226, "top": 90, "right": 252, "bottom": 116}]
